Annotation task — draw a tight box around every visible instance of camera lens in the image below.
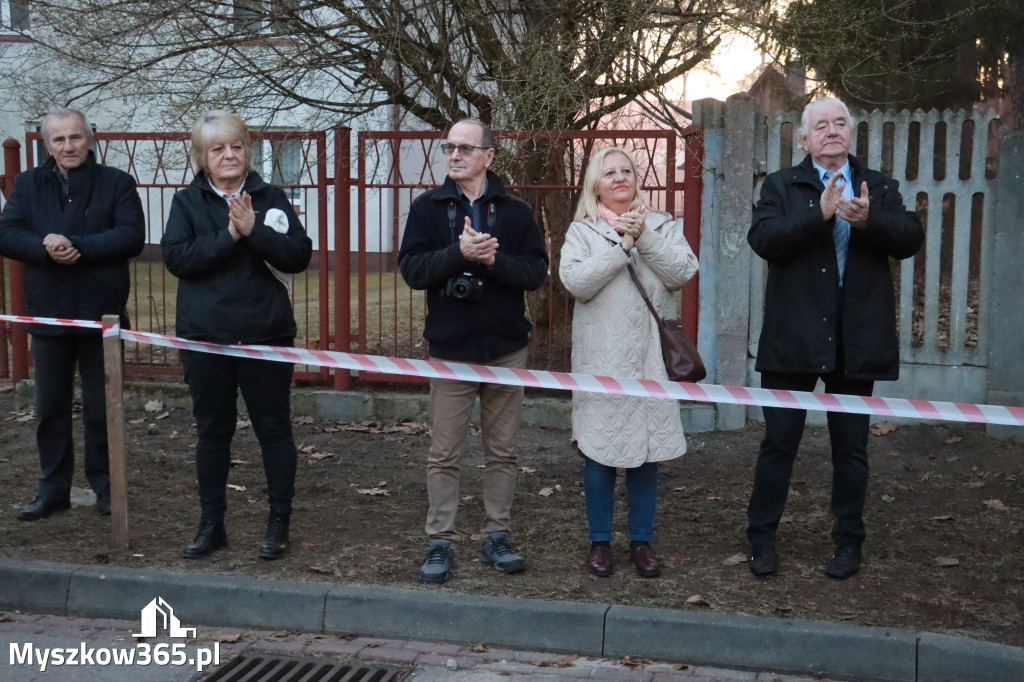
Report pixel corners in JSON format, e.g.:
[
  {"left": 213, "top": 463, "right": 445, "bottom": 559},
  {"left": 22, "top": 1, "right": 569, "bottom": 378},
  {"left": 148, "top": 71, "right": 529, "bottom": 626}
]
[{"left": 452, "top": 280, "right": 471, "bottom": 298}]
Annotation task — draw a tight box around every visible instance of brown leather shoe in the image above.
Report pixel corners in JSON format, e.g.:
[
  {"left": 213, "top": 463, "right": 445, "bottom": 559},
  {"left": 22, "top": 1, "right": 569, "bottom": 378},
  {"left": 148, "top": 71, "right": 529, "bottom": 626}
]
[
  {"left": 587, "top": 545, "right": 613, "bottom": 577},
  {"left": 629, "top": 544, "right": 662, "bottom": 578}
]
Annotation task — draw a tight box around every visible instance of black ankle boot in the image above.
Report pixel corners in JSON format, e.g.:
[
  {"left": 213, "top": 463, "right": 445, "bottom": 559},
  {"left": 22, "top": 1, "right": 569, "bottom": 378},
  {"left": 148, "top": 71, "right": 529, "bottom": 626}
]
[
  {"left": 182, "top": 519, "right": 227, "bottom": 559},
  {"left": 258, "top": 512, "right": 290, "bottom": 560}
]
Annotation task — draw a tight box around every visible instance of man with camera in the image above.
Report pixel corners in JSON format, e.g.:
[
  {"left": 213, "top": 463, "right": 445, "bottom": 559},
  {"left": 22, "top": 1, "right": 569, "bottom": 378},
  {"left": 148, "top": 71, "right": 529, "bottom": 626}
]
[{"left": 399, "top": 119, "right": 548, "bottom": 584}]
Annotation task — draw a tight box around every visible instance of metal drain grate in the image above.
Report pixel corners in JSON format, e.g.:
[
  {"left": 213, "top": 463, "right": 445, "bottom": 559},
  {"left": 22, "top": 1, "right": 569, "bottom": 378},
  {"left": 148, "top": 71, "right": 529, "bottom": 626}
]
[{"left": 201, "top": 653, "right": 410, "bottom": 682}]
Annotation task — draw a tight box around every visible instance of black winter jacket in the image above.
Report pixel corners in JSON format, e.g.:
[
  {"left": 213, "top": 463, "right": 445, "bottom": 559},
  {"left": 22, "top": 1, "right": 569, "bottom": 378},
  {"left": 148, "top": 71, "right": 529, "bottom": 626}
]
[
  {"left": 749, "top": 155, "right": 924, "bottom": 380},
  {"left": 398, "top": 172, "right": 548, "bottom": 362},
  {"left": 0, "top": 153, "right": 145, "bottom": 336},
  {"left": 161, "top": 171, "right": 312, "bottom": 344}
]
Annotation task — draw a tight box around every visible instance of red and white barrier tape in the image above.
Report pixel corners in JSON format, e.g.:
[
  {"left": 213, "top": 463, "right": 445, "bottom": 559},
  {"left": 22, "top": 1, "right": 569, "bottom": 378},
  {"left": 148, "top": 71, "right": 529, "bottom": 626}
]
[
  {"left": 90, "top": 324, "right": 1022, "bottom": 428},
  {"left": 2, "top": 314, "right": 1019, "bottom": 427}
]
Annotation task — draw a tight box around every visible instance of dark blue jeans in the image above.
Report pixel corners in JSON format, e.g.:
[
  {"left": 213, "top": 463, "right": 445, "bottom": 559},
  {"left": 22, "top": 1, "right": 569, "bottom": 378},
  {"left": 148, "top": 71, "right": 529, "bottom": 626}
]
[
  {"left": 181, "top": 349, "right": 297, "bottom": 521},
  {"left": 31, "top": 334, "right": 109, "bottom": 500},
  {"left": 747, "top": 370, "right": 874, "bottom": 547},
  {"left": 583, "top": 457, "right": 658, "bottom": 542}
]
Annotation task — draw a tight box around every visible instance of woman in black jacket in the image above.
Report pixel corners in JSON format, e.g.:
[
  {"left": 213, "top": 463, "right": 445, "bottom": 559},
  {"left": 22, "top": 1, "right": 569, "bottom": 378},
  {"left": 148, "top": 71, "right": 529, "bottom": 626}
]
[{"left": 162, "top": 110, "right": 312, "bottom": 561}]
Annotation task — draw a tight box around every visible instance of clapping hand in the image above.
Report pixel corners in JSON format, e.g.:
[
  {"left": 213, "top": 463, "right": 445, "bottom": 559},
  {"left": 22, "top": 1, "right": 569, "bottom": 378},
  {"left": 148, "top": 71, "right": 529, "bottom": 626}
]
[{"left": 614, "top": 201, "right": 646, "bottom": 251}]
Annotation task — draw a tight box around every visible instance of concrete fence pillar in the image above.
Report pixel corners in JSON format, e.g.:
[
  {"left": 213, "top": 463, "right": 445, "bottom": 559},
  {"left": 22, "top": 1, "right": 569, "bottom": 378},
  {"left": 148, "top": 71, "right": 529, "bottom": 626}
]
[
  {"left": 986, "top": 131, "right": 1024, "bottom": 440},
  {"left": 692, "top": 95, "right": 757, "bottom": 430}
]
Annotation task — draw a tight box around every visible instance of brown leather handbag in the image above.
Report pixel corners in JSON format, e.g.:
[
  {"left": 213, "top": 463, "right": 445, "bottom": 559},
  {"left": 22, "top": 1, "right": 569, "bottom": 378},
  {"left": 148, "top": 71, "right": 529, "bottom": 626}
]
[{"left": 627, "top": 263, "right": 706, "bottom": 383}]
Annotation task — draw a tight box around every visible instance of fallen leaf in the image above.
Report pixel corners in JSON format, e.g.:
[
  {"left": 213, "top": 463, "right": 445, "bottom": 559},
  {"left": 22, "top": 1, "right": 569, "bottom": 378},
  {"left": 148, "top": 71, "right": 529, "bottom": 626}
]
[
  {"left": 674, "top": 663, "right": 689, "bottom": 670},
  {"left": 706, "top": 495, "right": 722, "bottom": 501},
  {"left": 870, "top": 422, "right": 898, "bottom": 436},
  {"left": 293, "top": 416, "right": 315, "bottom": 425},
  {"left": 685, "top": 595, "right": 709, "bottom": 606},
  {"left": 214, "top": 633, "right": 241, "bottom": 643},
  {"left": 306, "top": 565, "right": 334, "bottom": 576},
  {"left": 934, "top": 556, "right": 959, "bottom": 567},
  {"left": 356, "top": 487, "right": 389, "bottom": 496},
  {"left": 323, "top": 426, "right": 341, "bottom": 433},
  {"left": 377, "top": 480, "right": 388, "bottom": 487},
  {"left": 230, "top": 459, "right": 249, "bottom": 466},
  {"left": 227, "top": 484, "right": 246, "bottom": 492},
  {"left": 0, "top": 613, "right": 11, "bottom": 622},
  {"left": 299, "top": 444, "right": 317, "bottom": 454},
  {"left": 519, "top": 466, "right": 537, "bottom": 474},
  {"left": 559, "top": 654, "right": 579, "bottom": 663},
  {"left": 673, "top": 486, "right": 686, "bottom": 492},
  {"left": 885, "top": 450, "right": 901, "bottom": 457},
  {"left": 930, "top": 514, "right": 955, "bottom": 521},
  {"left": 156, "top": 411, "right": 170, "bottom": 420},
  {"left": 144, "top": 400, "right": 164, "bottom": 412},
  {"left": 944, "top": 435, "right": 963, "bottom": 444},
  {"left": 538, "top": 487, "right": 554, "bottom": 497},
  {"left": 310, "top": 453, "right": 336, "bottom": 460},
  {"left": 880, "top": 494, "right": 895, "bottom": 503},
  {"left": 128, "top": 418, "right": 145, "bottom": 425},
  {"left": 983, "top": 499, "right": 1009, "bottom": 511},
  {"left": 618, "top": 656, "right": 654, "bottom": 667},
  {"left": 470, "top": 643, "right": 488, "bottom": 653},
  {"left": 721, "top": 553, "right": 747, "bottom": 566},
  {"left": 236, "top": 420, "right": 250, "bottom": 429},
  {"left": 272, "top": 630, "right": 291, "bottom": 638}
]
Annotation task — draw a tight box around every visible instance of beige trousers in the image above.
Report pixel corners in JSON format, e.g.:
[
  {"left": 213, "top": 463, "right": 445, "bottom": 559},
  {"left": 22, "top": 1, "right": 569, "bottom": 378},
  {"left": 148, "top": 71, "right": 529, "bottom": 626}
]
[{"left": 424, "top": 346, "right": 528, "bottom": 540}]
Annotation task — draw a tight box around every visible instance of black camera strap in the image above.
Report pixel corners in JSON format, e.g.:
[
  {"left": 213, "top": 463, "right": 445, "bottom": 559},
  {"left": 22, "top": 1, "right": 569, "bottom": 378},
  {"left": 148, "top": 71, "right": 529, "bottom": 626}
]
[
  {"left": 448, "top": 198, "right": 497, "bottom": 245},
  {"left": 447, "top": 200, "right": 457, "bottom": 242}
]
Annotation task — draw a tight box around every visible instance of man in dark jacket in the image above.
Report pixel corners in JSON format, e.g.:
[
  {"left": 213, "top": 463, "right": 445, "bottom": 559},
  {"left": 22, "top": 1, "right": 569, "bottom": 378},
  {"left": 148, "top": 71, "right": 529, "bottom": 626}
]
[
  {"left": 0, "top": 108, "right": 145, "bottom": 521},
  {"left": 398, "top": 119, "right": 548, "bottom": 584},
  {"left": 746, "top": 97, "right": 924, "bottom": 579}
]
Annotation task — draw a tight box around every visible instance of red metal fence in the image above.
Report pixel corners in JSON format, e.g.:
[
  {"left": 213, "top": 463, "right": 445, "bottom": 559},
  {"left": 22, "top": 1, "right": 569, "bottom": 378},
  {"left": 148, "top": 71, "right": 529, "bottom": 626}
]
[{"left": 1, "top": 126, "right": 703, "bottom": 388}]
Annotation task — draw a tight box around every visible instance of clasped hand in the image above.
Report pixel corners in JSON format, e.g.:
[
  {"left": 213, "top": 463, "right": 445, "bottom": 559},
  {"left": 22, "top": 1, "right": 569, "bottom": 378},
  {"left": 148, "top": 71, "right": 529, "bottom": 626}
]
[
  {"left": 820, "top": 174, "right": 870, "bottom": 229},
  {"left": 614, "top": 201, "right": 646, "bottom": 250},
  {"left": 458, "top": 216, "right": 498, "bottom": 267},
  {"left": 43, "top": 233, "right": 80, "bottom": 265},
  {"left": 227, "top": 192, "right": 256, "bottom": 241}
]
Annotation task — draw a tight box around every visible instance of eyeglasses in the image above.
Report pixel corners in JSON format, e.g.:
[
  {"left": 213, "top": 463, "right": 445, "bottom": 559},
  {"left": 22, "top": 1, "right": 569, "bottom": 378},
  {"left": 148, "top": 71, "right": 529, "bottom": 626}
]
[{"left": 439, "top": 143, "right": 491, "bottom": 156}]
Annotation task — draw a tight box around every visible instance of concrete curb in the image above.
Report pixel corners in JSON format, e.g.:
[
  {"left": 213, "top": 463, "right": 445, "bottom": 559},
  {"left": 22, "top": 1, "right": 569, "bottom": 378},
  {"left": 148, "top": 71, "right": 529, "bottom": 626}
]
[
  {"left": 2, "top": 558, "right": 1022, "bottom": 681},
  {"left": 12, "top": 380, "right": 720, "bottom": 433}
]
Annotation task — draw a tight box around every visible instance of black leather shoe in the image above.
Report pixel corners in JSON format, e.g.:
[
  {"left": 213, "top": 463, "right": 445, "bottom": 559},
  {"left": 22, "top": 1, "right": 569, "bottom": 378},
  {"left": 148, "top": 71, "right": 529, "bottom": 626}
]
[
  {"left": 749, "top": 544, "right": 778, "bottom": 576},
  {"left": 16, "top": 496, "right": 71, "bottom": 522},
  {"left": 826, "top": 544, "right": 862, "bottom": 579},
  {"left": 258, "top": 513, "right": 290, "bottom": 560},
  {"left": 95, "top": 494, "right": 111, "bottom": 516},
  {"left": 182, "top": 520, "right": 227, "bottom": 559}
]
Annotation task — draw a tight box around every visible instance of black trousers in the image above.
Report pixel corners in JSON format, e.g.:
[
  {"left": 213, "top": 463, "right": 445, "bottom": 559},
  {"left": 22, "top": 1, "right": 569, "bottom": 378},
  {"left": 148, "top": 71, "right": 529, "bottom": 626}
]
[
  {"left": 31, "top": 334, "right": 109, "bottom": 499},
  {"left": 181, "top": 349, "right": 297, "bottom": 521},
  {"left": 746, "top": 370, "right": 874, "bottom": 547}
]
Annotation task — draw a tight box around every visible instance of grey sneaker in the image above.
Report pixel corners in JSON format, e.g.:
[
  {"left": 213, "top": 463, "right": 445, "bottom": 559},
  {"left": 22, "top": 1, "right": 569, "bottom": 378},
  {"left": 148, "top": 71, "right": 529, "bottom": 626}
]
[
  {"left": 419, "top": 539, "right": 455, "bottom": 584},
  {"left": 479, "top": 531, "right": 525, "bottom": 574}
]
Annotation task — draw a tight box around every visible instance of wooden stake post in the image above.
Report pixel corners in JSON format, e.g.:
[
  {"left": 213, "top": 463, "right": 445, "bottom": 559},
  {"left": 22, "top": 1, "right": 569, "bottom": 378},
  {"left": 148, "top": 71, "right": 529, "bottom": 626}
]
[{"left": 101, "top": 314, "right": 130, "bottom": 549}]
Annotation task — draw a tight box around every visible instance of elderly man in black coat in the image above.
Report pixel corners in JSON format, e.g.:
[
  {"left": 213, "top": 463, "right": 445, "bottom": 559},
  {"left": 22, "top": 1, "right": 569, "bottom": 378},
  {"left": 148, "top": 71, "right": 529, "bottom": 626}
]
[
  {"left": 0, "top": 108, "right": 145, "bottom": 521},
  {"left": 746, "top": 97, "right": 924, "bottom": 579}
]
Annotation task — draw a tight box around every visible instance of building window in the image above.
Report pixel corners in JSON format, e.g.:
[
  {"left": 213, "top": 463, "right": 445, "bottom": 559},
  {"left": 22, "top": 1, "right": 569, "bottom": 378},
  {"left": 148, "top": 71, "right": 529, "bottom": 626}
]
[
  {"left": 2, "top": 0, "right": 31, "bottom": 31},
  {"left": 233, "top": 0, "right": 264, "bottom": 33},
  {"left": 254, "top": 137, "right": 304, "bottom": 206}
]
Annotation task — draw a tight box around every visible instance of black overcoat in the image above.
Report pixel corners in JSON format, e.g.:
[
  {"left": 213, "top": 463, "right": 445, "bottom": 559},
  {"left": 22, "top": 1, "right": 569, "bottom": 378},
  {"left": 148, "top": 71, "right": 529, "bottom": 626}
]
[{"left": 749, "top": 154, "right": 924, "bottom": 380}]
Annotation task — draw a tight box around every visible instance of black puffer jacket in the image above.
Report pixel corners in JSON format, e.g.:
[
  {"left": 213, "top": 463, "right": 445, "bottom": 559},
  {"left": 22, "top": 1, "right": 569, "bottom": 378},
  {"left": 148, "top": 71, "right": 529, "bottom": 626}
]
[
  {"left": 398, "top": 172, "right": 548, "bottom": 362},
  {"left": 161, "top": 171, "right": 312, "bottom": 344},
  {"left": 0, "top": 152, "right": 145, "bottom": 336},
  {"left": 749, "top": 154, "right": 924, "bottom": 380}
]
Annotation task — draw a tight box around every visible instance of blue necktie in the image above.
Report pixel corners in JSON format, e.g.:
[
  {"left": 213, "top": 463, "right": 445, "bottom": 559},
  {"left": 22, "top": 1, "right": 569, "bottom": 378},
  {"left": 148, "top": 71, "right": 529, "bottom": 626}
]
[{"left": 823, "top": 170, "right": 850, "bottom": 283}]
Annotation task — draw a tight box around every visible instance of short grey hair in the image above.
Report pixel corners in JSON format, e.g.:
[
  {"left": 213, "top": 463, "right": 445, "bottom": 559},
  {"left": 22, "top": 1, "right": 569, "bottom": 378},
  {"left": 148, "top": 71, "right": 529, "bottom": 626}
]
[
  {"left": 41, "top": 108, "right": 94, "bottom": 144},
  {"left": 797, "top": 97, "right": 855, "bottom": 151},
  {"left": 189, "top": 110, "right": 254, "bottom": 175},
  {"left": 452, "top": 118, "right": 494, "bottom": 149}
]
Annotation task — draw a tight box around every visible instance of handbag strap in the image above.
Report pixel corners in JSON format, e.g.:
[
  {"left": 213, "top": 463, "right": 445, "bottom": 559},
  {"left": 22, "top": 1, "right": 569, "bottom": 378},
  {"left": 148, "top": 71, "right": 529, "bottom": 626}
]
[{"left": 626, "top": 263, "right": 665, "bottom": 327}]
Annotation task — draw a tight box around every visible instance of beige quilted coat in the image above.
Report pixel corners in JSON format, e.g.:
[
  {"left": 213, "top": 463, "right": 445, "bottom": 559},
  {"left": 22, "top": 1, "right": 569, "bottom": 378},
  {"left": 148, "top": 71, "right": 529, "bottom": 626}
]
[{"left": 559, "top": 211, "right": 699, "bottom": 468}]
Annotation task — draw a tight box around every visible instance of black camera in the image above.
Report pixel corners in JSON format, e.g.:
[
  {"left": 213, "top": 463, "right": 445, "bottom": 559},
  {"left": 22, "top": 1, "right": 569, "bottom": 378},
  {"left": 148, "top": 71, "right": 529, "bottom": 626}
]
[{"left": 444, "top": 271, "right": 485, "bottom": 301}]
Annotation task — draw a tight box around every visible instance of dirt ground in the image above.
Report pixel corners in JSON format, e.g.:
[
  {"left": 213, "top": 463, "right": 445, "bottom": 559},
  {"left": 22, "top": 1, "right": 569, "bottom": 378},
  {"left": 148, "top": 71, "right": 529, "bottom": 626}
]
[{"left": 0, "top": 387, "right": 1022, "bottom": 648}]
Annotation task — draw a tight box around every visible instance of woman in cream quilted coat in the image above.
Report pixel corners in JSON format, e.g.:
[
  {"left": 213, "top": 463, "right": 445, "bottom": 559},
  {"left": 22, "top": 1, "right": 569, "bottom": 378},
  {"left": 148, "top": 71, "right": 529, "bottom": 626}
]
[{"left": 560, "top": 147, "right": 698, "bottom": 578}]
